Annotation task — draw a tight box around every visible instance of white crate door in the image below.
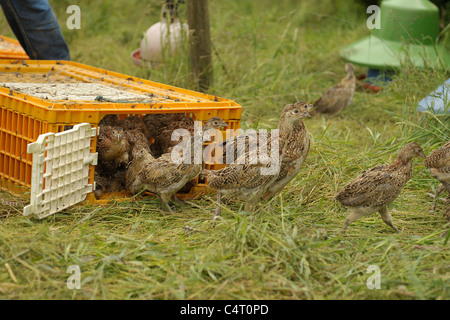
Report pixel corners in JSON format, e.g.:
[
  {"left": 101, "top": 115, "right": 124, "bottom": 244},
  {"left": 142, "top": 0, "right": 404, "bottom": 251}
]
[{"left": 23, "top": 123, "right": 98, "bottom": 219}]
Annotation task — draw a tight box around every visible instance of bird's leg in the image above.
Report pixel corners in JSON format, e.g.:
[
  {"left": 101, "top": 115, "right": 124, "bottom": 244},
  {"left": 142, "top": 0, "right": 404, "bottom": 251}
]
[
  {"left": 244, "top": 192, "right": 262, "bottom": 213},
  {"left": 378, "top": 206, "right": 400, "bottom": 233},
  {"left": 342, "top": 209, "right": 365, "bottom": 233},
  {"left": 213, "top": 191, "right": 222, "bottom": 220},
  {"left": 244, "top": 202, "right": 254, "bottom": 212},
  {"left": 263, "top": 193, "right": 278, "bottom": 211},
  {"left": 172, "top": 194, "right": 184, "bottom": 205},
  {"left": 444, "top": 182, "right": 450, "bottom": 192},
  {"left": 244, "top": 198, "right": 257, "bottom": 213},
  {"left": 431, "top": 184, "right": 445, "bottom": 211},
  {"left": 159, "top": 194, "right": 175, "bottom": 214},
  {"left": 444, "top": 182, "right": 450, "bottom": 203},
  {"left": 163, "top": 201, "right": 175, "bottom": 214}
]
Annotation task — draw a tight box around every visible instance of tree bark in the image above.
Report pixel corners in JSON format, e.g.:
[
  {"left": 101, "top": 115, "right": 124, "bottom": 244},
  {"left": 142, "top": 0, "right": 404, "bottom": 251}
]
[{"left": 187, "top": 0, "right": 213, "bottom": 92}]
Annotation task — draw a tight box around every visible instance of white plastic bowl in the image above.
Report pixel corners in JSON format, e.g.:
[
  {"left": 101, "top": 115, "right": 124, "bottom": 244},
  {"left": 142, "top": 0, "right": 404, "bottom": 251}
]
[{"left": 131, "top": 18, "right": 188, "bottom": 68}]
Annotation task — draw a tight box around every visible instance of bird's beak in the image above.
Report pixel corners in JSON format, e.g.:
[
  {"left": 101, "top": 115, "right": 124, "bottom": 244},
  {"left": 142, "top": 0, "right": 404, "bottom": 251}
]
[
  {"left": 308, "top": 105, "right": 315, "bottom": 117},
  {"left": 304, "top": 111, "right": 312, "bottom": 118},
  {"left": 222, "top": 123, "right": 228, "bottom": 128}
]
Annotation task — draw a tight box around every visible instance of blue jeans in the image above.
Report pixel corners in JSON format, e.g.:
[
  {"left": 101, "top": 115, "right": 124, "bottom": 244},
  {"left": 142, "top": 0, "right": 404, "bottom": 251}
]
[{"left": 0, "top": 0, "right": 70, "bottom": 60}]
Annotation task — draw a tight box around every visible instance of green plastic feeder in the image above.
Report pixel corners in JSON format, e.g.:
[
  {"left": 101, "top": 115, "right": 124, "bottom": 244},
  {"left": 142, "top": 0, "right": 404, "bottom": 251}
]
[{"left": 340, "top": 0, "right": 450, "bottom": 71}]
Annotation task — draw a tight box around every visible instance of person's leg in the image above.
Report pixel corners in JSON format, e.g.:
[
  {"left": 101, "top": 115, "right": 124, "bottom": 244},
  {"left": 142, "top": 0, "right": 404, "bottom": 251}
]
[{"left": 0, "top": 0, "right": 70, "bottom": 60}]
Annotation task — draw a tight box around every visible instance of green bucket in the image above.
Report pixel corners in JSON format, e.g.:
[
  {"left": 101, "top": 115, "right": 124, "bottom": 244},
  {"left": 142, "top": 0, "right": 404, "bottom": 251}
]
[{"left": 340, "top": 0, "right": 450, "bottom": 70}]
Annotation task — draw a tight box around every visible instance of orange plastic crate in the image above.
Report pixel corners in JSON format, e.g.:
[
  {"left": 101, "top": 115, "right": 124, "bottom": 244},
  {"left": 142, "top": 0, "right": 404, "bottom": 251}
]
[
  {"left": 0, "top": 36, "right": 29, "bottom": 60},
  {"left": 0, "top": 59, "right": 242, "bottom": 204}
]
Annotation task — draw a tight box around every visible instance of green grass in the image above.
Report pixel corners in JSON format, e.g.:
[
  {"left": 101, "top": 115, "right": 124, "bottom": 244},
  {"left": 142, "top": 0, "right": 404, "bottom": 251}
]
[{"left": 0, "top": 0, "right": 449, "bottom": 300}]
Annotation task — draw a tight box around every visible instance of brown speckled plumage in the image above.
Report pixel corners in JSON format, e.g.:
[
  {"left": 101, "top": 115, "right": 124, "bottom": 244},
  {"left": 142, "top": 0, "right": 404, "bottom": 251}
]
[
  {"left": 96, "top": 126, "right": 130, "bottom": 173},
  {"left": 124, "top": 128, "right": 151, "bottom": 155},
  {"left": 94, "top": 171, "right": 110, "bottom": 199},
  {"left": 119, "top": 116, "right": 152, "bottom": 140},
  {"left": 336, "top": 143, "right": 426, "bottom": 233},
  {"left": 312, "top": 63, "right": 355, "bottom": 117},
  {"left": 151, "top": 117, "right": 195, "bottom": 157},
  {"left": 99, "top": 114, "right": 121, "bottom": 127},
  {"left": 94, "top": 170, "right": 126, "bottom": 199},
  {"left": 424, "top": 141, "right": 450, "bottom": 210},
  {"left": 126, "top": 117, "right": 228, "bottom": 213},
  {"left": 263, "top": 102, "right": 313, "bottom": 200},
  {"left": 203, "top": 104, "right": 312, "bottom": 216},
  {"left": 143, "top": 113, "right": 189, "bottom": 140}
]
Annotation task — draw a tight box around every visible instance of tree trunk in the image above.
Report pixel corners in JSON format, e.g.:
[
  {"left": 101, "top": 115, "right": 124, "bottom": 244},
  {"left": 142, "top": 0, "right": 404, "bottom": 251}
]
[{"left": 187, "top": 0, "right": 213, "bottom": 92}]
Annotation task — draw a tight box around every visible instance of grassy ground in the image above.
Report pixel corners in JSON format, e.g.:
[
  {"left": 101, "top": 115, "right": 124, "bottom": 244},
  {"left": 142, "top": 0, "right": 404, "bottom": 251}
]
[{"left": 0, "top": 0, "right": 449, "bottom": 300}]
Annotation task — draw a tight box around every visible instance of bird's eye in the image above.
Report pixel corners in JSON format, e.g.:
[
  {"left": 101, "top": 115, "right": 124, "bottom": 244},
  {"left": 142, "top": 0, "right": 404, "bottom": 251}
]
[
  {"left": 293, "top": 109, "right": 299, "bottom": 114},
  {"left": 214, "top": 121, "right": 218, "bottom": 125}
]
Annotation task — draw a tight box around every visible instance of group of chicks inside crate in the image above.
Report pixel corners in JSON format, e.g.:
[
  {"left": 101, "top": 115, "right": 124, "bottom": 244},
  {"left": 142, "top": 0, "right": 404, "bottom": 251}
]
[{"left": 94, "top": 63, "right": 450, "bottom": 234}]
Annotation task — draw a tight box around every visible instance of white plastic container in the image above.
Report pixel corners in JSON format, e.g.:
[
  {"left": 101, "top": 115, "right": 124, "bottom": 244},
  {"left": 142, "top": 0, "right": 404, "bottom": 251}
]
[{"left": 131, "top": 18, "right": 188, "bottom": 68}]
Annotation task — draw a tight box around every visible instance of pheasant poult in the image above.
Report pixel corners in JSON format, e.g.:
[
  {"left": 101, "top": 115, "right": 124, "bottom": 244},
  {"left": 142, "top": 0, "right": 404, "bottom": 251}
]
[
  {"left": 202, "top": 104, "right": 312, "bottom": 217},
  {"left": 312, "top": 63, "right": 355, "bottom": 117},
  {"left": 124, "top": 128, "right": 151, "bottom": 155},
  {"left": 424, "top": 141, "right": 450, "bottom": 211},
  {"left": 120, "top": 115, "right": 152, "bottom": 140},
  {"left": 216, "top": 102, "right": 313, "bottom": 201},
  {"left": 263, "top": 102, "right": 313, "bottom": 200},
  {"left": 336, "top": 143, "right": 426, "bottom": 233},
  {"left": 99, "top": 114, "right": 120, "bottom": 127},
  {"left": 143, "top": 113, "right": 191, "bottom": 142},
  {"left": 150, "top": 117, "right": 195, "bottom": 157},
  {"left": 94, "top": 168, "right": 126, "bottom": 199},
  {"left": 96, "top": 125, "right": 130, "bottom": 173},
  {"left": 126, "top": 117, "right": 228, "bottom": 213}
]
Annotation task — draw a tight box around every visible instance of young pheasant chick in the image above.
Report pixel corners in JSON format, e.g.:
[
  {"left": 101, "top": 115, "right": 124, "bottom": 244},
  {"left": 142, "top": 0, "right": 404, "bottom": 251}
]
[
  {"left": 203, "top": 104, "right": 312, "bottom": 217},
  {"left": 143, "top": 113, "right": 190, "bottom": 143},
  {"left": 424, "top": 141, "right": 450, "bottom": 211},
  {"left": 99, "top": 114, "right": 152, "bottom": 139},
  {"left": 96, "top": 125, "right": 130, "bottom": 173},
  {"left": 126, "top": 117, "right": 228, "bottom": 213},
  {"left": 216, "top": 102, "right": 313, "bottom": 201},
  {"left": 263, "top": 102, "right": 313, "bottom": 200},
  {"left": 336, "top": 143, "right": 426, "bottom": 233},
  {"left": 120, "top": 115, "right": 152, "bottom": 140},
  {"left": 99, "top": 114, "right": 120, "bottom": 127},
  {"left": 94, "top": 172, "right": 110, "bottom": 199},
  {"left": 124, "top": 128, "right": 151, "bottom": 156},
  {"left": 94, "top": 170, "right": 126, "bottom": 199},
  {"left": 312, "top": 63, "right": 355, "bottom": 117},
  {"left": 151, "top": 117, "right": 195, "bottom": 157}
]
